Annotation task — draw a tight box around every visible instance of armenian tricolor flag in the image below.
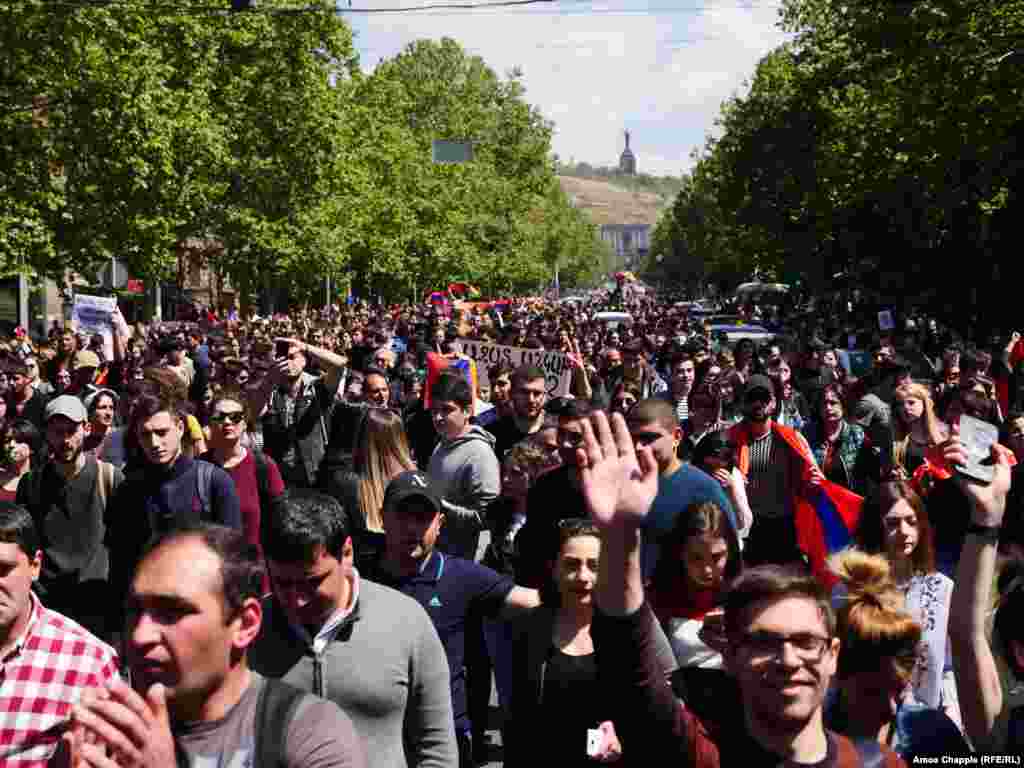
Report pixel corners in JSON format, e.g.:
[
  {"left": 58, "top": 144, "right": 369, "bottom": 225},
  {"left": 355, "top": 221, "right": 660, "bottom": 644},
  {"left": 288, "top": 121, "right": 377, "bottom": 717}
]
[
  {"left": 730, "top": 421, "right": 864, "bottom": 587},
  {"left": 424, "top": 352, "right": 478, "bottom": 411}
]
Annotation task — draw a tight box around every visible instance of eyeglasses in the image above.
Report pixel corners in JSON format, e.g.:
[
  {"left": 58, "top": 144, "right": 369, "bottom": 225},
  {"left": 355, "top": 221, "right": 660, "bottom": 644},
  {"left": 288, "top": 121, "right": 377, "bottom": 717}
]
[
  {"left": 737, "top": 631, "right": 832, "bottom": 661},
  {"left": 210, "top": 412, "right": 246, "bottom": 425}
]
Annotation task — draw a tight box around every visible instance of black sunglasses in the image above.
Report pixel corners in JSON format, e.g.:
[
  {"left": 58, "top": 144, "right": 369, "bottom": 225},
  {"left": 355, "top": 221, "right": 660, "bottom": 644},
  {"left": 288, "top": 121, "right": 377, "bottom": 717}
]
[{"left": 210, "top": 412, "right": 246, "bottom": 425}]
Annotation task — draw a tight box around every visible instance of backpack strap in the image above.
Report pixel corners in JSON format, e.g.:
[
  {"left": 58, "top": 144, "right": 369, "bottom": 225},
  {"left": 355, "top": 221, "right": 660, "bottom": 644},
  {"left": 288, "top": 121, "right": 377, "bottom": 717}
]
[
  {"left": 95, "top": 460, "right": 114, "bottom": 510},
  {"left": 254, "top": 678, "right": 306, "bottom": 768},
  {"left": 194, "top": 461, "right": 214, "bottom": 519}
]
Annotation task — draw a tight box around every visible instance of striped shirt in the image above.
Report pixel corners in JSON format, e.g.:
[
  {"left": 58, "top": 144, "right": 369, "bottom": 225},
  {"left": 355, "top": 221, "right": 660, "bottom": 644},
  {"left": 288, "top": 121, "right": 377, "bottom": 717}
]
[
  {"left": 675, "top": 397, "right": 689, "bottom": 423},
  {"left": 745, "top": 430, "right": 793, "bottom": 520}
]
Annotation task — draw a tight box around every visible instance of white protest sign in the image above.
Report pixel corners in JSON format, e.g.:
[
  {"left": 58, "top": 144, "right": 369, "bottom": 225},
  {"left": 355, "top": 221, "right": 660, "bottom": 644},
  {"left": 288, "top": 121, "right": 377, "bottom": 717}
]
[
  {"left": 72, "top": 294, "right": 118, "bottom": 359},
  {"left": 456, "top": 338, "right": 572, "bottom": 397}
]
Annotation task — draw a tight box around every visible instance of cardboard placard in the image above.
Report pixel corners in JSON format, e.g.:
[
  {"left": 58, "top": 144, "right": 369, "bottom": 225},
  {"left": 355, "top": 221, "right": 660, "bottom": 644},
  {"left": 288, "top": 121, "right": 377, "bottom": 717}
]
[{"left": 456, "top": 338, "right": 571, "bottom": 397}]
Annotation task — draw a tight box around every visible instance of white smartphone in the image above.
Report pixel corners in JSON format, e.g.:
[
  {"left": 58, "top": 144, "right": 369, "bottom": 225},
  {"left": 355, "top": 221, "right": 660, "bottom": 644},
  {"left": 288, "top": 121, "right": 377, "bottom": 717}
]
[
  {"left": 586, "top": 728, "right": 605, "bottom": 758},
  {"left": 956, "top": 414, "right": 999, "bottom": 484}
]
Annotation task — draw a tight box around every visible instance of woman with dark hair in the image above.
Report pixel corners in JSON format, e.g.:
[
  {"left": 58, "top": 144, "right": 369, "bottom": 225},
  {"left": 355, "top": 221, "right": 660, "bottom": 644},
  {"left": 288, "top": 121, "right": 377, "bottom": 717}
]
[
  {"left": 715, "top": 367, "right": 744, "bottom": 424},
  {"left": 505, "top": 519, "right": 676, "bottom": 767},
  {"left": 649, "top": 500, "right": 743, "bottom": 668},
  {"left": 0, "top": 419, "right": 39, "bottom": 502},
  {"left": 690, "top": 431, "right": 752, "bottom": 544},
  {"left": 803, "top": 382, "right": 873, "bottom": 495},
  {"left": 766, "top": 356, "right": 808, "bottom": 430},
  {"left": 733, "top": 338, "right": 758, "bottom": 381},
  {"left": 83, "top": 388, "right": 119, "bottom": 461},
  {"left": 855, "top": 480, "right": 959, "bottom": 725},
  {"left": 201, "top": 391, "right": 285, "bottom": 570},
  {"left": 608, "top": 380, "right": 641, "bottom": 416},
  {"left": 679, "top": 383, "right": 726, "bottom": 463}
]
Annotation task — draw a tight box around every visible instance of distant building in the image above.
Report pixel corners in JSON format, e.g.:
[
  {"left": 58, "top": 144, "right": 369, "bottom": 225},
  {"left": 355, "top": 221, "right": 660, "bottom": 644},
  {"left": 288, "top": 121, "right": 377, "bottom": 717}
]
[
  {"left": 619, "top": 130, "right": 637, "bottom": 175},
  {"left": 601, "top": 223, "right": 649, "bottom": 269}
]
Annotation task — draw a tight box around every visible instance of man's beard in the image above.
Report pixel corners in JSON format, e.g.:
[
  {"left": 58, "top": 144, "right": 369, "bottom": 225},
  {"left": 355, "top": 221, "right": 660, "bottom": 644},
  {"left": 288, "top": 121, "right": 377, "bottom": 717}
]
[
  {"left": 57, "top": 444, "right": 82, "bottom": 465},
  {"left": 745, "top": 408, "right": 770, "bottom": 423}
]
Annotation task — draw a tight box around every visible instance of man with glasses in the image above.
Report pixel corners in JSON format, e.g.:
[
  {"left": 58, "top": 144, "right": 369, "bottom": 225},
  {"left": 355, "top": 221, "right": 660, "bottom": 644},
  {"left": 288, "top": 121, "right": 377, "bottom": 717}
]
[
  {"left": 624, "top": 399, "right": 733, "bottom": 581},
  {"left": 576, "top": 411, "right": 904, "bottom": 768},
  {"left": 486, "top": 365, "right": 548, "bottom": 460}
]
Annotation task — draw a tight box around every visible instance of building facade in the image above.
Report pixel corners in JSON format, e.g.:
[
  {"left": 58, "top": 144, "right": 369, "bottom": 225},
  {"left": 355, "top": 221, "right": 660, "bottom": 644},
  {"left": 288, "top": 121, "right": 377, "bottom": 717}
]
[{"left": 600, "top": 223, "right": 650, "bottom": 269}]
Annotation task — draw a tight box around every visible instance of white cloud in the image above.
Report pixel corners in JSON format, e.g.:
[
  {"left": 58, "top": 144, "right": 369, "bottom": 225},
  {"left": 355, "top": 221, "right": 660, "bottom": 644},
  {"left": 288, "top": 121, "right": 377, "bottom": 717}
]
[{"left": 349, "top": 0, "right": 789, "bottom": 175}]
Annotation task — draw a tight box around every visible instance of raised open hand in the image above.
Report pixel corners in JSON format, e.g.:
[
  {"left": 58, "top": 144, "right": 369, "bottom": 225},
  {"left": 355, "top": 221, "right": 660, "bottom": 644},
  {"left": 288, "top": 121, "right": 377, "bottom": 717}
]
[{"left": 576, "top": 411, "right": 658, "bottom": 530}]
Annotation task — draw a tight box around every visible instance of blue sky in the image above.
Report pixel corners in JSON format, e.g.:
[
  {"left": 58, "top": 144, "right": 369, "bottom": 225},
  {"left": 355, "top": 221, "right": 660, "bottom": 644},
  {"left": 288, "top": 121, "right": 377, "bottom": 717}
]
[{"left": 345, "top": 0, "right": 789, "bottom": 176}]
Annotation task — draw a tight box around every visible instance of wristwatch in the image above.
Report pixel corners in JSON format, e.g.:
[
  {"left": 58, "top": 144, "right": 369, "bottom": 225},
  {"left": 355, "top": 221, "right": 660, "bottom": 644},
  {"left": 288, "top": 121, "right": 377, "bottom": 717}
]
[{"left": 965, "top": 523, "right": 1000, "bottom": 543}]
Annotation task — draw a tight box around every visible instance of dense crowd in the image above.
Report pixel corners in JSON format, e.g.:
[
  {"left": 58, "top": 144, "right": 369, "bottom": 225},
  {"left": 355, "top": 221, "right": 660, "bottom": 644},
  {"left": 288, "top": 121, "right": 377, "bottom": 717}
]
[{"left": 0, "top": 287, "right": 1021, "bottom": 768}]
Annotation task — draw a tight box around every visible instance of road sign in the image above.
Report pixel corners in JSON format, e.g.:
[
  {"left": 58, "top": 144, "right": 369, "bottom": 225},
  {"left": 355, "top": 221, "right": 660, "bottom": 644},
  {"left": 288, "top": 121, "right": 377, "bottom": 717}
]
[{"left": 432, "top": 140, "right": 474, "bottom": 164}]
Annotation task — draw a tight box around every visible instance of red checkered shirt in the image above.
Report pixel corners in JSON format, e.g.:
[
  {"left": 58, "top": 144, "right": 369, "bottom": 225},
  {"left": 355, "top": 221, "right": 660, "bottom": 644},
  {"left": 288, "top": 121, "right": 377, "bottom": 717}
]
[{"left": 0, "top": 593, "right": 119, "bottom": 766}]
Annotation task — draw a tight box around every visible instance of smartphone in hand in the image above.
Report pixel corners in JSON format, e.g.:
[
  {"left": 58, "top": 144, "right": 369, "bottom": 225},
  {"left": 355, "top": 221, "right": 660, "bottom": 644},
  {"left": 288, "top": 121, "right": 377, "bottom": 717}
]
[{"left": 956, "top": 414, "right": 999, "bottom": 484}]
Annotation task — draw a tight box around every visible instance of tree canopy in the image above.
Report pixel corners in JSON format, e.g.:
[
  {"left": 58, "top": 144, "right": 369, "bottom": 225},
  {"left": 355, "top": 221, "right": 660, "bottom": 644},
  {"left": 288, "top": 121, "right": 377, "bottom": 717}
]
[
  {"left": 1, "top": 2, "right": 607, "bottom": 304},
  {"left": 651, "top": 0, "right": 1024, "bottom": 326}
]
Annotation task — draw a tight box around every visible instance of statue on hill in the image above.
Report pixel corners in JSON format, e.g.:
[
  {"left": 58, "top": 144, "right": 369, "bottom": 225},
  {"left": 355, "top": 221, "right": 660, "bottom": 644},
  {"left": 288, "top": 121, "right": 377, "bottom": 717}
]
[{"left": 619, "top": 130, "right": 637, "bottom": 176}]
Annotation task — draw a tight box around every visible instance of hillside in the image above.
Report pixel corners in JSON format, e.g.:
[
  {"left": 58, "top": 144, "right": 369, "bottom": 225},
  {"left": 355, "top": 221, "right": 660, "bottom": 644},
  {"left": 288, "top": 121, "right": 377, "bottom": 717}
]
[{"left": 557, "top": 175, "right": 669, "bottom": 227}]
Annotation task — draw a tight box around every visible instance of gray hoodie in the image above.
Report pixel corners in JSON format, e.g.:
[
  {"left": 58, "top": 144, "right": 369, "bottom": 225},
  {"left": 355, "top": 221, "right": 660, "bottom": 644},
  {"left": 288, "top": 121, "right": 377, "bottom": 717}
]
[{"left": 427, "top": 425, "right": 500, "bottom": 559}]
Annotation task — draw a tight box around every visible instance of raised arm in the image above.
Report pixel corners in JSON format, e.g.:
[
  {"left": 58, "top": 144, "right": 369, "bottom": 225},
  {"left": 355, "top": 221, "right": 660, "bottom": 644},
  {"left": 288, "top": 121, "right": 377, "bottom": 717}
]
[
  {"left": 581, "top": 413, "right": 691, "bottom": 755},
  {"left": 947, "top": 435, "right": 1012, "bottom": 749}
]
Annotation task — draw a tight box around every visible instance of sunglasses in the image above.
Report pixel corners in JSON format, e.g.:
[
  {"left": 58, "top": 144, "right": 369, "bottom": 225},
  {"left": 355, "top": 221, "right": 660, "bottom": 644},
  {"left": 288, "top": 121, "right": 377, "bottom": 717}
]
[{"left": 210, "top": 412, "right": 246, "bottom": 425}]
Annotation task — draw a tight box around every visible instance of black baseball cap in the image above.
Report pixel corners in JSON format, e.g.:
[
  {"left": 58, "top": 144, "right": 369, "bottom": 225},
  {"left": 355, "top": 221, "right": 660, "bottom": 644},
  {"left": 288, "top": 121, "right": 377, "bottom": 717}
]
[
  {"left": 745, "top": 374, "right": 774, "bottom": 398},
  {"left": 384, "top": 471, "right": 443, "bottom": 516}
]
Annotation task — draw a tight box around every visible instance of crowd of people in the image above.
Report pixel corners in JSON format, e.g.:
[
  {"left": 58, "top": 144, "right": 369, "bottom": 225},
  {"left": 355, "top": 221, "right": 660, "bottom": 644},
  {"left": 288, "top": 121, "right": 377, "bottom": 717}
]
[{"left": 0, "top": 287, "right": 1021, "bottom": 767}]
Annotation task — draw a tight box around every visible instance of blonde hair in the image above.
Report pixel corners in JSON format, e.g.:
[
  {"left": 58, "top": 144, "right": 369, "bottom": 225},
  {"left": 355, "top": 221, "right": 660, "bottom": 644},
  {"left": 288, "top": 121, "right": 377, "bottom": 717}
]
[
  {"left": 892, "top": 381, "right": 945, "bottom": 472},
  {"left": 355, "top": 409, "right": 416, "bottom": 532},
  {"left": 829, "top": 550, "right": 921, "bottom": 683}
]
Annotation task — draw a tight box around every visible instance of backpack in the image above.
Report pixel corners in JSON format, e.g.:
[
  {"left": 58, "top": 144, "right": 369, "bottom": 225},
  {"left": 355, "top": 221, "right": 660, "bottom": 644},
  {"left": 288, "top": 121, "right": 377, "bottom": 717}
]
[
  {"left": 194, "top": 460, "right": 214, "bottom": 518},
  {"left": 173, "top": 678, "right": 304, "bottom": 768}
]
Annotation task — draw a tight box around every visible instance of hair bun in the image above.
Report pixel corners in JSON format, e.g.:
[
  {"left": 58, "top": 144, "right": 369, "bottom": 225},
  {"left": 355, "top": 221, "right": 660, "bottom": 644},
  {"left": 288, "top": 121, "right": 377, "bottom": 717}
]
[{"left": 829, "top": 549, "right": 904, "bottom": 612}]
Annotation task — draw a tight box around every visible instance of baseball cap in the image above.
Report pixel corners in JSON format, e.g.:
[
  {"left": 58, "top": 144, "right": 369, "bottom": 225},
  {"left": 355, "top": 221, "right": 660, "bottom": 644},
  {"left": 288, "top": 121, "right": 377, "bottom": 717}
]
[
  {"left": 73, "top": 350, "right": 101, "bottom": 371},
  {"left": 745, "top": 374, "right": 774, "bottom": 398},
  {"left": 383, "top": 471, "right": 443, "bottom": 516},
  {"left": 44, "top": 394, "right": 88, "bottom": 423}
]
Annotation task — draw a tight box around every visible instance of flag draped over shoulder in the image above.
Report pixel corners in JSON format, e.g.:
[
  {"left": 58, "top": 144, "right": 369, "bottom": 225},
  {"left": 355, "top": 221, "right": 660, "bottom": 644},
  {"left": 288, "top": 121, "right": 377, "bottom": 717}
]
[{"left": 730, "top": 421, "right": 864, "bottom": 587}]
